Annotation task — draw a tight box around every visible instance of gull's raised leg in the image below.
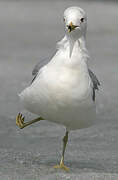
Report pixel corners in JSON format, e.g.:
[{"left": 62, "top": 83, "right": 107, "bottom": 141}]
[
  {"left": 54, "top": 130, "right": 69, "bottom": 171},
  {"left": 16, "top": 113, "right": 44, "bottom": 129}
]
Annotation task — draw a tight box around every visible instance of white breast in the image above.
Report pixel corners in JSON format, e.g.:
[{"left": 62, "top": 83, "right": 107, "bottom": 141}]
[{"left": 20, "top": 41, "right": 95, "bottom": 130}]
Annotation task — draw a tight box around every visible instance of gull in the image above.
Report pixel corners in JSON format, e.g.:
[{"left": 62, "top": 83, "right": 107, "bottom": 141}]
[{"left": 16, "top": 6, "right": 100, "bottom": 171}]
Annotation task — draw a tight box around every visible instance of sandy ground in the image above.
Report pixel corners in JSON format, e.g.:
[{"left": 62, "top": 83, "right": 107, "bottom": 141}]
[{"left": 0, "top": 0, "right": 118, "bottom": 179}]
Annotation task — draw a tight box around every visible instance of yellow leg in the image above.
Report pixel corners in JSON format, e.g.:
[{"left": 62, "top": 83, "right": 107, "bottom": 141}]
[
  {"left": 54, "top": 131, "right": 69, "bottom": 171},
  {"left": 16, "top": 113, "right": 44, "bottom": 129}
]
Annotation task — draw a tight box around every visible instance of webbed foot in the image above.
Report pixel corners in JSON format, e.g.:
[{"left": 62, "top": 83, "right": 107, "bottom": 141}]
[
  {"left": 16, "top": 113, "right": 25, "bottom": 129},
  {"left": 53, "top": 160, "right": 69, "bottom": 171}
]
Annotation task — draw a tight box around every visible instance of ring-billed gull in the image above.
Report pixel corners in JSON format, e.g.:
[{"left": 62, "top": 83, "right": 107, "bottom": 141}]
[{"left": 16, "top": 6, "right": 100, "bottom": 171}]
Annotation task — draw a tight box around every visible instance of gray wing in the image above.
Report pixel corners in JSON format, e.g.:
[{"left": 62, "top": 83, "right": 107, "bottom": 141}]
[
  {"left": 31, "top": 52, "right": 56, "bottom": 83},
  {"left": 31, "top": 55, "right": 54, "bottom": 83},
  {"left": 88, "top": 68, "right": 100, "bottom": 101},
  {"left": 31, "top": 57, "right": 50, "bottom": 83},
  {"left": 32, "top": 57, "right": 50, "bottom": 76}
]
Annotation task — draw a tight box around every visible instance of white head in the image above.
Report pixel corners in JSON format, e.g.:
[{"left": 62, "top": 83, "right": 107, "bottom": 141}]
[
  {"left": 63, "top": 6, "right": 87, "bottom": 40},
  {"left": 63, "top": 7, "right": 87, "bottom": 57}
]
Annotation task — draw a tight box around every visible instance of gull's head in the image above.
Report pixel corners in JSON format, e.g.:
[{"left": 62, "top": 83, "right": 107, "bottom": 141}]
[{"left": 63, "top": 6, "right": 87, "bottom": 40}]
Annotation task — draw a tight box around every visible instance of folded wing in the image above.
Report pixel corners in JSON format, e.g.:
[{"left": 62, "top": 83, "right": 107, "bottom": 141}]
[{"left": 88, "top": 69, "right": 100, "bottom": 101}]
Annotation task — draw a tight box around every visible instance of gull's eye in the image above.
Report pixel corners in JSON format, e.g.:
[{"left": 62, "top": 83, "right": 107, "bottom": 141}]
[{"left": 80, "top": 18, "right": 84, "bottom": 23}]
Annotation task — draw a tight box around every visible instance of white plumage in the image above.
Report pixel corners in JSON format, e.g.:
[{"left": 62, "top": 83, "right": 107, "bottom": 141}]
[{"left": 19, "top": 7, "right": 98, "bottom": 131}]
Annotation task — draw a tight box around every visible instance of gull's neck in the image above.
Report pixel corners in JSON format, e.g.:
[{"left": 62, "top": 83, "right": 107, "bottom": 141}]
[
  {"left": 57, "top": 35, "right": 88, "bottom": 58},
  {"left": 78, "top": 36, "right": 87, "bottom": 52},
  {"left": 67, "top": 35, "right": 87, "bottom": 56}
]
